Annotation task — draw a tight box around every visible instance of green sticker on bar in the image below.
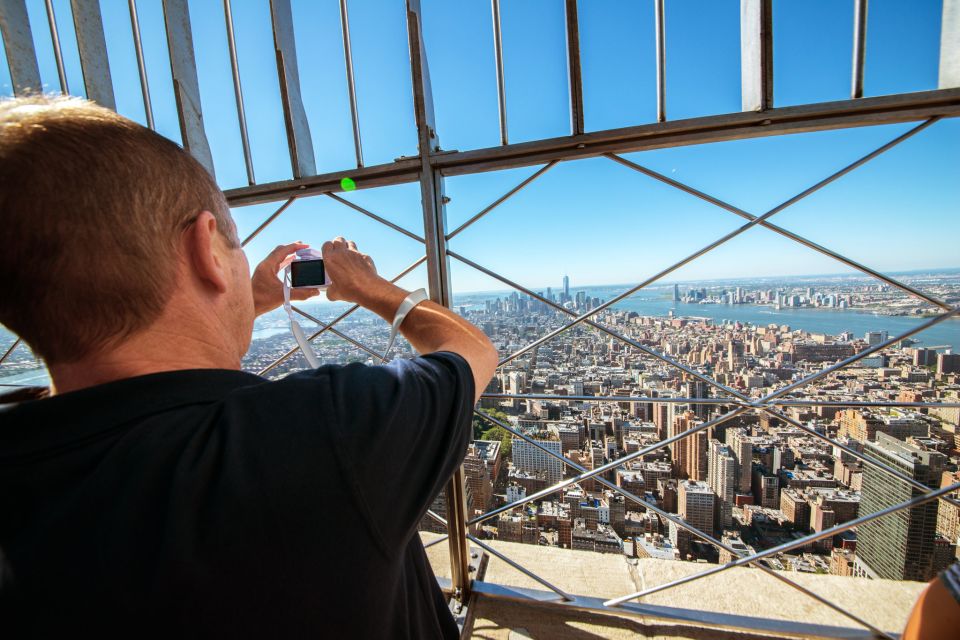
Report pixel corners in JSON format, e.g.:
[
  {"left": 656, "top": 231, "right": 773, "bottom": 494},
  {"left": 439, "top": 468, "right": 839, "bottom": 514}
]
[{"left": 340, "top": 177, "right": 357, "bottom": 191}]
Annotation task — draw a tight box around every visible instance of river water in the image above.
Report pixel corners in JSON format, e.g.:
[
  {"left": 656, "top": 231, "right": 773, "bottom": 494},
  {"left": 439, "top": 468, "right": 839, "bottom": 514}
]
[{"left": 2, "top": 290, "right": 955, "bottom": 388}]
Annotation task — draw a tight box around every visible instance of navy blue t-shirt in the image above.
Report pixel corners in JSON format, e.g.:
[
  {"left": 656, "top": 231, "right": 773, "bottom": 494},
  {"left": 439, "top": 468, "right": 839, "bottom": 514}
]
[{"left": 0, "top": 351, "right": 475, "bottom": 638}]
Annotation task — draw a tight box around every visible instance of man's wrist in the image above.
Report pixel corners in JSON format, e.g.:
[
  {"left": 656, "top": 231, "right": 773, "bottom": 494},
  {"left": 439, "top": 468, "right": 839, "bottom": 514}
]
[{"left": 353, "top": 278, "right": 410, "bottom": 322}]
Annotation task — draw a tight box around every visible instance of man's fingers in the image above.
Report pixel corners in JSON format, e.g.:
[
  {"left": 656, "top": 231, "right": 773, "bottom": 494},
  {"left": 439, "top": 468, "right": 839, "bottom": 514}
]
[
  {"left": 265, "top": 241, "right": 307, "bottom": 266},
  {"left": 347, "top": 240, "right": 357, "bottom": 251},
  {"left": 291, "top": 288, "right": 320, "bottom": 301}
]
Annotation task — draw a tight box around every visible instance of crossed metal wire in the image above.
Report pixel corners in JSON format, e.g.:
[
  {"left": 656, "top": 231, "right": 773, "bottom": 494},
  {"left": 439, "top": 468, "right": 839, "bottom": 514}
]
[
  {"left": 437, "top": 117, "right": 957, "bottom": 634},
  {"left": 1, "top": 115, "right": 955, "bottom": 636},
  {"left": 232, "top": 114, "right": 960, "bottom": 636}
]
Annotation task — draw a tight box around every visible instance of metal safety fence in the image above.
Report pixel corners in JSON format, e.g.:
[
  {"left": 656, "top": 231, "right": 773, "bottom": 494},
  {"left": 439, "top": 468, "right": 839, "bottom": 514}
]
[{"left": 3, "top": 0, "right": 960, "bottom": 637}]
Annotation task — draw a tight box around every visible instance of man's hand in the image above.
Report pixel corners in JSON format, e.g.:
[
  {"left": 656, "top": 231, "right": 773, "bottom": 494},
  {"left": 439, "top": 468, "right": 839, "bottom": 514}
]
[
  {"left": 251, "top": 242, "right": 320, "bottom": 316},
  {"left": 322, "top": 237, "right": 387, "bottom": 305}
]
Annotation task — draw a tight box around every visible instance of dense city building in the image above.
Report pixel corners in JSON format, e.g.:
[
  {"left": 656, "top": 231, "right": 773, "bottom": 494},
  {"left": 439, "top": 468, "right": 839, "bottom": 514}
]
[{"left": 854, "top": 434, "right": 948, "bottom": 581}]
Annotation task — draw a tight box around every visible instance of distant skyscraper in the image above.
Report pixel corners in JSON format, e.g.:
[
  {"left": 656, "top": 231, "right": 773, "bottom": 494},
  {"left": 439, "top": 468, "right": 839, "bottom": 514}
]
[
  {"left": 563, "top": 275, "right": 570, "bottom": 299},
  {"left": 708, "top": 440, "right": 736, "bottom": 530},
  {"left": 679, "top": 480, "right": 716, "bottom": 537},
  {"left": 513, "top": 435, "right": 563, "bottom": 485},
  {"left": 865, "top": 330, "right": 889, "bottom": 347},
  {"left": 854, "top": 433, "right": 946, "bottom": 582},
  {"left": 725, "top": 428, "right": 754, "bottom": 494},
  {"left": 673, "top": 283, "right": 680, "bottom": 302}
]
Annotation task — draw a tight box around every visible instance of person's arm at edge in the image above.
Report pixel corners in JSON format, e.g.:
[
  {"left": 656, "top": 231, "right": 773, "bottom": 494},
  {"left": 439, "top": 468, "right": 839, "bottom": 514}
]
[
  {"left": 322, "top": 237, "right": 498, "bottom": 402},
  {"left": 353, "top": 279, "right": 496, "bottom": 399}
]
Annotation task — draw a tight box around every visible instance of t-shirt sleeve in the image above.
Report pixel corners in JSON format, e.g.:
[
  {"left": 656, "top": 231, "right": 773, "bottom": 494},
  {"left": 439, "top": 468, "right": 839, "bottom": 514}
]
[{"left": 323, "top": 351, "right": 475, "bottom": 550}]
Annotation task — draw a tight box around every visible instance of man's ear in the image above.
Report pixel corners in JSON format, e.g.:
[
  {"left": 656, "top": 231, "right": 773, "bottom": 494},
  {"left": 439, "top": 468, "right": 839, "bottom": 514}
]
[{"left": 183, "top": 211, "right": 229, "bottom": 294}]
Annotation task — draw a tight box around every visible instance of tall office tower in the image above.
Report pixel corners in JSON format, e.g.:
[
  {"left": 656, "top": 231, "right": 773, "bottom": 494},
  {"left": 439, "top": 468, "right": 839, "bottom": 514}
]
[
  {"left": 864, "top": 330, "right": 889, "bottom": 347},
  {"left": 512, "top": 435, "right": 563, "bottom": 485},
  {"left": 937, "top": 353, "right": 960, "bottom": 375},
  {"left": 563, "top": 275, "right": 570, "bottom": 300},
  {"left": 707, "top": 440, "right": 736, "bottom": 529},
  {"left": 912, "top": 348, "right": 937, "bottom": 367},
  {"left": 546, "top": 286, "right": 553, "bottom": 302},
  {"left": 463, "top": 440, "right": 502, "bottom": 515},
  {"left": 680, "top": 430, "right": 710, "bottom": 480},
  {"left": 668, "top": 409, "right": 695, "bottom": 472},
  {"left": 683, "top": 378, "right": 710, "bottom": 420},
  {"left": 652, "top": 393, "right": 674, "bottom": 441},
  {"left": 679, "top": 480, "right": 717, "bottom": 537},
  {"left": 854, "top": 433, "right": 946, "bottom": 581},
  {"left": 673, "top": 283, "right": 680, "bottom": 302},
  {"left": 727, "top": 340, "right": 745, "bottom": 370},
  {"left": 725, "top": 428, "right": 754, "bottom": 493}
]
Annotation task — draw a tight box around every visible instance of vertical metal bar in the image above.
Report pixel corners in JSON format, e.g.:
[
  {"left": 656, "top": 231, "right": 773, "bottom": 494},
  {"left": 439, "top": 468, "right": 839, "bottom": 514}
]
[
  {"left": 491, "top": 0, "right": 508, "bottom": 144},
  {"left": 564, "top": 0, "right": 584, "bottom": 135},
  {"left": 405, "top": 0, "right": 470, "bottom": 603},
  {"left": 69, "top": 0, "right": 115, "bottom": 109},
  {"left": 941, "top": 0, "right": 960, "bottom": 88},
  {"left": 43, "top": 0, "right": 68, "bottom": 94},
  {"left": 223, "top": 0, "right": 255, "bottom": 185},
  {"left": 269, "top": 0, "right": 317, "bottom": 179},
  {"left": 654, "top": 0, "right": 666, "bottom": 122},
  {"left": 338, "top": 0, "right": 363, "bottom": 168},
  {"left": 740, "top": 0, "right": 773, "bottom": 111},
  {"left": 127, "top": 0, "right": 154, "bottom": 130},
  {"left": 851, "top": 0, "right": 867, "bottom": 98},
  {"left": 161, "top": 0, "right": 216, "bottom": 177},
  {"left": 0, "top": 0, "right": 41, "bottom": 96}
]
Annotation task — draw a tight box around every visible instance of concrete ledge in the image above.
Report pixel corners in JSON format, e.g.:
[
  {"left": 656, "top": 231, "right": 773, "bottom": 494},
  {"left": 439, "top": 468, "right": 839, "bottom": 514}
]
[{"left": 420, "top": 533, "right": 924, "bottom": 638}]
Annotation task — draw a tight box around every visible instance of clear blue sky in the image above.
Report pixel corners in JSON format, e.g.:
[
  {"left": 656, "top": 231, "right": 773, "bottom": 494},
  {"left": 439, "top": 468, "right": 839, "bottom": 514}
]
[{"left": 1, "top": 0, "right": 955, "bottom": 295}]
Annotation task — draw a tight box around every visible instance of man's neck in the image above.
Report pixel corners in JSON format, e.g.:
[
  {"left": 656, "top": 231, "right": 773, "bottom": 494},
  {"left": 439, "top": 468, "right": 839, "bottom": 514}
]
[{"left": 49, "top": 327, "right": 241, "bottom": 395}]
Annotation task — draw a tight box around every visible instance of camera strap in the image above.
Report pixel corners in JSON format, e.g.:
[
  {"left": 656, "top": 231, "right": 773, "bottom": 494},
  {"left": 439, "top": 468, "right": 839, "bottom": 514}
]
[
  {"left": 383, "top": 288, "right": 429, "bottom": 361},
  {"left": 281, "top": 267, "right": 428, "bottom": 367},
  {"left": 282, "top": 268, "right": 321, "bottom": 369}
]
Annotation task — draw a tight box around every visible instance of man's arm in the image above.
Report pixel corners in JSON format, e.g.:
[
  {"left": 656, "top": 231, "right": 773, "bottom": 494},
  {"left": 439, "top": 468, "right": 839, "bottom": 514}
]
[{"left": 322, "top": 237, "right": 497, "bottom": 401}]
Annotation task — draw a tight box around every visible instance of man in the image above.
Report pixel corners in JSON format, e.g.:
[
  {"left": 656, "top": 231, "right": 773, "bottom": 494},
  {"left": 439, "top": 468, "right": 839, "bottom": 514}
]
[{"left": 0, "top": 95, "right": 498, "bottom": 638}]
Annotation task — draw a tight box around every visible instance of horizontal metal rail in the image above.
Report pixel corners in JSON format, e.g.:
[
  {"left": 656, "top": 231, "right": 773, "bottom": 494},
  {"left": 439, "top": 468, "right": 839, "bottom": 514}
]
[
  {"left": 223, "top": 89, "right": 960, "bottom": 207},
  {"left": 481, "top": 393, "right": 960, "bottom": 410},
  {"left": 484, "top": 393, "right": 737, "bottom": 405},
  {"left": 432, "top": 89, "right": 960, "bottom": 178},
  {"left": 470, "top": 579, "right": 888, "bottom": 640}
]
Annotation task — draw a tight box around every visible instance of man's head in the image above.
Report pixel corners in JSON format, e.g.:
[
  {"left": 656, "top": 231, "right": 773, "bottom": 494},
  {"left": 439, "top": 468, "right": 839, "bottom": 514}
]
[{"left": 0, "top": 95, "right": 253, "bottom": 367}]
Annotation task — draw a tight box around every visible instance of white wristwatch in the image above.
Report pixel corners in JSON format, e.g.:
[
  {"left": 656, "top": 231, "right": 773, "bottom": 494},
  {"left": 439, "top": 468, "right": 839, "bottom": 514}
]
[{"left": 382, "top": 288, "right": 429, "bottom": 362}]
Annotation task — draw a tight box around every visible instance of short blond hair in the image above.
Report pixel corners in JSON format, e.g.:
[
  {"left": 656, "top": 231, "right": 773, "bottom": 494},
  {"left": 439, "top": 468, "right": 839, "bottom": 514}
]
[{"left": 0, "top": 95, "right": 236, "bottom": 364}]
